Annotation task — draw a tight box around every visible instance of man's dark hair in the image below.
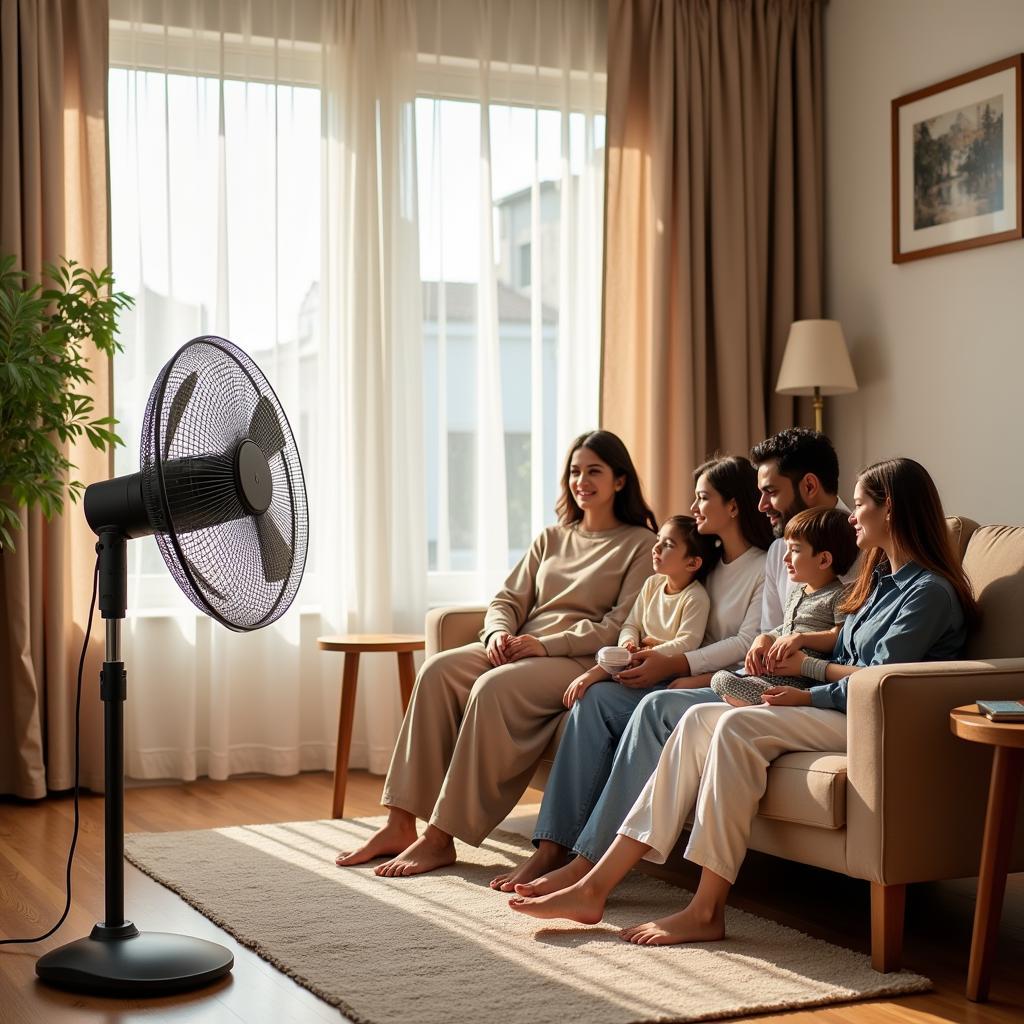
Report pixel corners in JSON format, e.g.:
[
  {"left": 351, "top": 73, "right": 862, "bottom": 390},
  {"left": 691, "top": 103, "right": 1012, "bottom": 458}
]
[{"left": 750, "top": 428, "right": 840, "bottom": 495}]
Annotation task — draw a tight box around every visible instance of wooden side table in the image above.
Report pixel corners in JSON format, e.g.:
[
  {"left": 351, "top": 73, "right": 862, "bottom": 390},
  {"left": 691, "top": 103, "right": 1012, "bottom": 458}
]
[
  {"left": 950, "top": 704, "right": 1024, "bottom": 1002},
  {"left": 318, "top": 634, "right": 425, "bottom": 818}
]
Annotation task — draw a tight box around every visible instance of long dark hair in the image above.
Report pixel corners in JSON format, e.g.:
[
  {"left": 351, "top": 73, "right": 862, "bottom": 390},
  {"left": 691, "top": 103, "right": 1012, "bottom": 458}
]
[
  {"left": 556, "top": 430, "right": 657, "bottom": 531},
  {"left": 694, "top": 455, "right": 773, "bottom": 551},
  {"left": 842, "top": 457, "right": 978, "bottom": 623}
]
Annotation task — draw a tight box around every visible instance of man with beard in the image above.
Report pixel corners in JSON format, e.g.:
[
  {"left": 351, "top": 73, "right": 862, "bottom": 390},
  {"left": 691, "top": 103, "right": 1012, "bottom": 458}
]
[{"left": 751, "top": 429, "right": 856, "bottom": 633}]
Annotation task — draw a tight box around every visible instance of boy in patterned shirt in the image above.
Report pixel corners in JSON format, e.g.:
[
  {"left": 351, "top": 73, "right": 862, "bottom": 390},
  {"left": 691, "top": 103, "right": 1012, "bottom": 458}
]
[{"left": 711, "top": 507, "right": 858, "bottom": 706}]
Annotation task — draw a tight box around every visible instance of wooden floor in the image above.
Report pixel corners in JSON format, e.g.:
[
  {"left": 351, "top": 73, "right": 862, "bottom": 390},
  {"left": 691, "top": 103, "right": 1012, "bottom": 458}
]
[{"left": 1, "top": 771, "right": 1021, "bottom": 1023}]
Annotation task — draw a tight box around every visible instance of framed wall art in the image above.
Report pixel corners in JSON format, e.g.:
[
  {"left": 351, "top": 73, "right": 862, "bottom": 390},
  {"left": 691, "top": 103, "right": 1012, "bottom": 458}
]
[{"left": 892, "top": 54, "right": 1022, "bottom": 263}]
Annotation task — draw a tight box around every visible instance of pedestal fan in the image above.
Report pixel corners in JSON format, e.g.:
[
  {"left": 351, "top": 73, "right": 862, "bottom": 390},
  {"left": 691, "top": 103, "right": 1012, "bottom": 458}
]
[{"left": 34, "top": 336, "right": 308, "bottom": 995}]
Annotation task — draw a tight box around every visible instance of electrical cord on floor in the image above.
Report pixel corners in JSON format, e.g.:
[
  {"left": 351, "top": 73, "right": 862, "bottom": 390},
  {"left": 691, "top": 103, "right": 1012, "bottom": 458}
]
[{"left": 0, "top": 555, "right": 98, "bottom": 946}]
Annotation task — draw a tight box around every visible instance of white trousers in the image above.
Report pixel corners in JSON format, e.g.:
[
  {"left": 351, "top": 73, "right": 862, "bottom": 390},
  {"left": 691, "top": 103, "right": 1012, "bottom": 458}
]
[{"left": 618, "top": 703, "right": 848, "bottom": 884}]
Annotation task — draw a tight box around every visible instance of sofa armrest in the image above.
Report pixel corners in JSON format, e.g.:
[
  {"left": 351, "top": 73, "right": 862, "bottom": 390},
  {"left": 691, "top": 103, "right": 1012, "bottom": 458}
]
[
  {"left": 425, "top": 606, "right": 487, "bottom": 658},
  {"left": 845, "top": 659, "right": 1024, "bottom": 884}
]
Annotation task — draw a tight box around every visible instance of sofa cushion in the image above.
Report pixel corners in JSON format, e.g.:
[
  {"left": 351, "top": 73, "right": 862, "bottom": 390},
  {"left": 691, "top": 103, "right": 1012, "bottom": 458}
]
[
  {"left": 758, "top": 751, "right": 848, "bottom": 830},
  {"left": 962, "top": 524, "right": 1024, "bottom": 659}
]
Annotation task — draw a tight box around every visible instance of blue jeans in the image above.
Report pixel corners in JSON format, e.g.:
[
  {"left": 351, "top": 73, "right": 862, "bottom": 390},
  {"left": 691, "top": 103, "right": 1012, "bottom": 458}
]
[{"left": 532, "top": 683, "right": 721, "bottom": 860}]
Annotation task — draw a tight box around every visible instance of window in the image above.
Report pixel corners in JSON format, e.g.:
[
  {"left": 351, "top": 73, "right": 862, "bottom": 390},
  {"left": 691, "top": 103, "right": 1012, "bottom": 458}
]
[
  {"left": 416, "top": 95, "right": 606, "bottom": 578},
  {"left": 109, "top": 18, "right": 606, "bottom": 602},
  {"left": 108, "top": 64, "right": 322, "bottom": 607}
]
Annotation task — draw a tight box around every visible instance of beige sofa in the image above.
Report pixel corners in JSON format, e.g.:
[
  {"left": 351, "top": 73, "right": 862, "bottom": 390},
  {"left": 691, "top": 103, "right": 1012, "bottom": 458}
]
[{"left": 424, "top": 516, "right": 1024, "bottom": 972}]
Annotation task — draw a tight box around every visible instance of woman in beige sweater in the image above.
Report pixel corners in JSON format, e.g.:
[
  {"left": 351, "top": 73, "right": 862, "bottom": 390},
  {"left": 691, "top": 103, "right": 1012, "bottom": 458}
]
[{"left": 336, "top": 430, "right": 657, "bottom": 876}]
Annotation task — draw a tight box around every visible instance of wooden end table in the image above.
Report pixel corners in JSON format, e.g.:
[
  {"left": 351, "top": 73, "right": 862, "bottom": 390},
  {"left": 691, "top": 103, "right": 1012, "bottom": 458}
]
[
  {"left": 318, "top": 633, "right": 425, "bottom": 818},
  {"left": 949, "top": 704, "right": 1024, "bottom": 1002}
]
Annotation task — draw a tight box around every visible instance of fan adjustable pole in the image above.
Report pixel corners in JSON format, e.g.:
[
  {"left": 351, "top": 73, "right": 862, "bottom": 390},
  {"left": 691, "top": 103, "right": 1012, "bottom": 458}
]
[
  {"left": 96, "top": 531, "right": 133, "bottom": 939},
  {"left": 35, "top": 529, "right": 234, "bottom": 995}
]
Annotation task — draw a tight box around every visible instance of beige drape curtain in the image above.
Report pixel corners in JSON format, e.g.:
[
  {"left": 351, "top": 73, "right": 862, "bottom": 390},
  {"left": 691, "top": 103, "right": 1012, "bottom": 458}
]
[
  {"left": 0, "top": 0, "right": 110, "bottom": 797},
  {"left": 601, "top": 0, "right": 822, "bottom": 521}
]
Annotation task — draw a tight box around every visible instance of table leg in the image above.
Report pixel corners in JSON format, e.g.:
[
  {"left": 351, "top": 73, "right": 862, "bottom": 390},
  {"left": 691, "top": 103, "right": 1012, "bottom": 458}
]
[
  {"left": 396, "top": 651, "right": 416, "bottom": 713},
  {"left": 332, "top": 652, "right": 360, "bottom": 819},
  {"left": 966, "top": 745, "right": 1024, "bottom": 1001}
]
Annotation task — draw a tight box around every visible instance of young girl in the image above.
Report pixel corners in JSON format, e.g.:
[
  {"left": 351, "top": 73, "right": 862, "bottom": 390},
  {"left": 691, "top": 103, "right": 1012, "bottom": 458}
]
[
  {"left": 562, "top": 516, "right": 717, "bottom": 709},
  {"left": 491, "top": 455, "right": 773, "bottom": 892},
  {"left": 336, "top": 430, "right": 657, "bottom": 877},
  {"left": 509, "top": 457, "right": 976, "bottom": 945},
  {"left": 711, "top": 507, "right": 858, "bottom": 706}
]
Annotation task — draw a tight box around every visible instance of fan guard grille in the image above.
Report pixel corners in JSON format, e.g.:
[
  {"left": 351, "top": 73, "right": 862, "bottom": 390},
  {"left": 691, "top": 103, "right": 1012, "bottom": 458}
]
[{"left": 140, "top": 337, "right": 308, "bottom": 631}]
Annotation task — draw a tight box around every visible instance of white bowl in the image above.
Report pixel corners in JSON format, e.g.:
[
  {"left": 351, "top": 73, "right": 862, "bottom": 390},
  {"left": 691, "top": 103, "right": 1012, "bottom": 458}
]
[{"left": 597, "top": 646, "right": 632, "bottom": 674}]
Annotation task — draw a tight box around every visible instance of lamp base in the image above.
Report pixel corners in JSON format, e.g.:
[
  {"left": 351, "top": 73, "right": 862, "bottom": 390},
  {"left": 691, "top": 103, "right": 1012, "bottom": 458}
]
[{"left": 36, "top": 922, "right": 233, "bottom": 996}]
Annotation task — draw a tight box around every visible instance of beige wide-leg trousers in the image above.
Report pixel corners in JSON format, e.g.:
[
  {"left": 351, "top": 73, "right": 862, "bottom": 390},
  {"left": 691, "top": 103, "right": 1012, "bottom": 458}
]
[
  {"left": 381, "top": 643, "right": 584, "bottom": 845},
  {"left": 618, "top": 703, "right": 848, "bottom": 883}
]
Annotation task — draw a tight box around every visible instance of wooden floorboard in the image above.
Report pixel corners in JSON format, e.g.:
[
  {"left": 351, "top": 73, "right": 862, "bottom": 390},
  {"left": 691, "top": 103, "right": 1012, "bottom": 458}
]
[{"left": 1, "top": 771, "right": 1021, "bottom": 1023}]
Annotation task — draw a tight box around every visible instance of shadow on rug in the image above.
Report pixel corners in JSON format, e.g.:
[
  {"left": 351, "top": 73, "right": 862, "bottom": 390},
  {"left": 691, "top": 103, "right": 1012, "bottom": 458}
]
[{"left": 124, "top": 817, "right": 930, "bottom": 1024}]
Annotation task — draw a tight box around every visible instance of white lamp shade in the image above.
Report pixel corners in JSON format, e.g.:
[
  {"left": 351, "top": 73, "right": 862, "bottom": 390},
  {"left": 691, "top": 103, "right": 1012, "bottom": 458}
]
[{"left": 775, "top": 319, "right": 858, "bottom": 397}]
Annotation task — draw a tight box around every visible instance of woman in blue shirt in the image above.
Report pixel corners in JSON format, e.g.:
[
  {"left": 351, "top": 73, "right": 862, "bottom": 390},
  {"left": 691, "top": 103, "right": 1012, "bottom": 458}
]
[{"left": 507, "top": 457, "right": 977, "bottom": 944}]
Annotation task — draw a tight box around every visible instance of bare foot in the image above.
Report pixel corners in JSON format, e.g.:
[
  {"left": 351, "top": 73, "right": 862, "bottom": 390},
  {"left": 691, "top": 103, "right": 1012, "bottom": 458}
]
[
  {"left": 620, "top": 904, "right": 726, "bottom": 945},
  {"left": 512, "top": 854, "right": 592, "bottom": 897},
  {"left": 490, "top": 843, "right": 569, "bottom": 892},
  {"left": 507, "top": 880, "right": 606, "bottom": 924},
  {"left": 375, "top": 828, "right": 456, "bottom": 877},
  {"left": 336, "top": 817, "right": 418, "bottom": 866}
]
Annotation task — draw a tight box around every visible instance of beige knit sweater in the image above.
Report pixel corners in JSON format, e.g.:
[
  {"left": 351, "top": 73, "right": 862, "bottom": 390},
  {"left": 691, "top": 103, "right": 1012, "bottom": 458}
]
[{"left": 481, "top": 522, "right": 655, "bottom": 659}]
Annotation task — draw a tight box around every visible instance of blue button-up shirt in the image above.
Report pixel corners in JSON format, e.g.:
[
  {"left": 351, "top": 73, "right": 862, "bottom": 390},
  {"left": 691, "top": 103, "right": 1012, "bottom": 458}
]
[{"left": 808, "top": 561, "right": 966, "bottom": 712}]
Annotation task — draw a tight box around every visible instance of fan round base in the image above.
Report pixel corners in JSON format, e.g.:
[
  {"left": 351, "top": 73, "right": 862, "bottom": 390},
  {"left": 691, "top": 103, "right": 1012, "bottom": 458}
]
[{"left": 36, "top": 923, "right": 233, "bottom": 996}]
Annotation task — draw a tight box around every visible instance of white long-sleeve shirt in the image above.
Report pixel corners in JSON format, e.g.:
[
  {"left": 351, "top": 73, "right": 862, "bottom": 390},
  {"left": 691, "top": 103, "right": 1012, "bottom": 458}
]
[{"left": 686, "top": 544, "right": 768, "bottom": 675}]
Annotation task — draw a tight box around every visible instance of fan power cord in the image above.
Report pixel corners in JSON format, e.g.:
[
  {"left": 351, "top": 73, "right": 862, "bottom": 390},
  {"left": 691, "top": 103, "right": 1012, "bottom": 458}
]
[{"left": 0, "top": 555, "right": 98, "bottom": 946}]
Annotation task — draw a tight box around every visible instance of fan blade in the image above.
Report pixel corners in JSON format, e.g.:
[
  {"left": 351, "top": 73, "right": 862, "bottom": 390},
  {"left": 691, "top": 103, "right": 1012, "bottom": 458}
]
[
  {"left": 255, "top": 512, "right": 292, "bottom": 583},
  {"left": 249, "top": 396, "right": 286, "bottom": 459},
  {"left": 164, "top": 371, "right": 199, "bottom": 459},
  {"left": 184, "top": 555, "right": 226, "bottom": 602}
]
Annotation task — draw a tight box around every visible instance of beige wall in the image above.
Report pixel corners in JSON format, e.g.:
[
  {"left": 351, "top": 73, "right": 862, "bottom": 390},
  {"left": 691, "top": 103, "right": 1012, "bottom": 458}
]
[{"left": 825, "top": 0, "right": 1024, "bottom": 524}]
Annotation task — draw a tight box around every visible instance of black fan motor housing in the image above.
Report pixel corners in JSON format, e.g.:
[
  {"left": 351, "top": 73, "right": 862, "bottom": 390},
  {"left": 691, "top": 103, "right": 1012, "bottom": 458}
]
[
  {"left": 82, "top": 442, "right": 271, "bottom": 538},
  {"left": 84, "top": 473, "right": 151, "bottom": 538}
]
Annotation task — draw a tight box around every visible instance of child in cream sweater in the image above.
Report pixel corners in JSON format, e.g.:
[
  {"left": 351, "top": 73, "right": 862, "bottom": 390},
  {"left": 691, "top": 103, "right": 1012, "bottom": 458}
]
[{"left": 563, "top": 516, "right": 716, "bottom": 708}]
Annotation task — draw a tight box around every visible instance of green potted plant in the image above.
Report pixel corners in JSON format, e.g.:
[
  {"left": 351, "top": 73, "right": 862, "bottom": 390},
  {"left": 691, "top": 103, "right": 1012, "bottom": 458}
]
[{"left": 0, "top": 254, "right": 134, "bottom": 550}]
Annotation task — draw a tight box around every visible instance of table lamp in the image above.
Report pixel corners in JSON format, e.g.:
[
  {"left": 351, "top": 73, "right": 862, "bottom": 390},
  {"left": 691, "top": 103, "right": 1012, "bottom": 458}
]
[{"left": 775, "top": 319, "right": 858, "bottom": 433}]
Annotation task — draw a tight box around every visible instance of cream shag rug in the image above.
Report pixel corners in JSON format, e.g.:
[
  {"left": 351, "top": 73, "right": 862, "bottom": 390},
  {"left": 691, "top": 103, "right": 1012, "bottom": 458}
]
[{"left": 124, "top": 817, "right": 929, "bottom": 1024}]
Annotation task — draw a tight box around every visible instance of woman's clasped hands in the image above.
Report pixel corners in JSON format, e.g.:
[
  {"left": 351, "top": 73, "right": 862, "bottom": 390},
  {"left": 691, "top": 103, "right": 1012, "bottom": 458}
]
[{"left": 486, "top": 631, "right": 547, "bottom": 667}]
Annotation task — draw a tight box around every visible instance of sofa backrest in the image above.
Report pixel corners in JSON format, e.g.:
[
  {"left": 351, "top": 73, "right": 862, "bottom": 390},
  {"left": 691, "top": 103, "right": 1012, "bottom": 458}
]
[
  {"left": 961, "top": 523, "right": 1024, "bottom": 659},
  {"left": 946, "top": 515, "right": 978, "bottom": 564}
]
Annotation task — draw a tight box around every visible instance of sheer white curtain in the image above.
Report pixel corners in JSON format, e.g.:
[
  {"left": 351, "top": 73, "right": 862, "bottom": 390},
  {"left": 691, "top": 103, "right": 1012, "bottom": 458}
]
[
  {"left": 106, "top": 0, "right": 605, "bottom": 783},
  {"left": 108, "top": 0, "right": 422, "bottom": 779},
  {"left": 416, "top": 0, "right": 607, "bottom": 602},
  {"left": 317, "top": 1, "right": 426, "bottom": 773}
]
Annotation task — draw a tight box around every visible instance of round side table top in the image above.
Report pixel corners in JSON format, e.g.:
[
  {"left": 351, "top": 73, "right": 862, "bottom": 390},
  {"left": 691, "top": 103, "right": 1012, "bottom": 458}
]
[
  {"left": 950, "top": 705, "right": 1024, "bottom": 749},
  {"left": 317, "top": 633, "right": 426, "bottom": 653}
]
